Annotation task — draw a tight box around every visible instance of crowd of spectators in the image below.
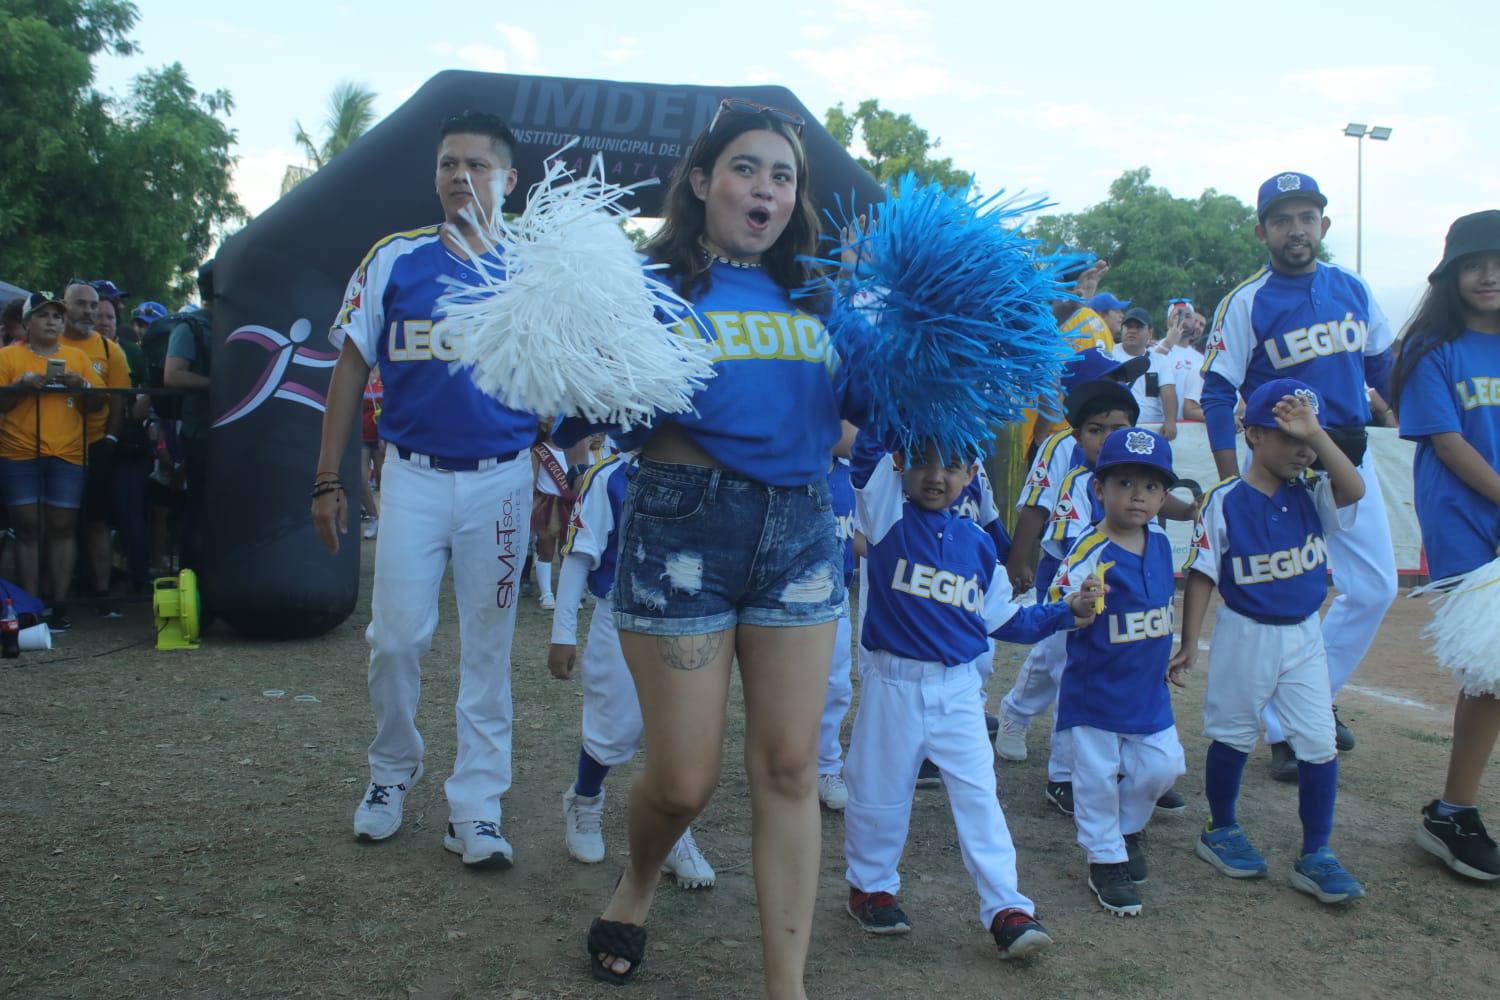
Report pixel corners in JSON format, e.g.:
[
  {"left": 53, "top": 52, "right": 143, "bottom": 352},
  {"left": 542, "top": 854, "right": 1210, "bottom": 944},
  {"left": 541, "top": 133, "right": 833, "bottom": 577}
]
[{"left": 0, "top": 265, "right": 213, "bottom": 631}]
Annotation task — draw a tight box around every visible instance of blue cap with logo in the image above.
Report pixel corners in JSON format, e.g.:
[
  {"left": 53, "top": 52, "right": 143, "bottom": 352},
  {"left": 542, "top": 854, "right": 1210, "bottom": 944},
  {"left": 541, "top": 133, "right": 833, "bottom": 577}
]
[
  {"left": 1088, "top": 292, "right": 1131, "bottom": 313},
  {"left": 132, "top": 301, "right": 168, "bottom": 324},
  {"left": 1243, "top": 377, "right": 1323, "bottom": 430},
  {"left": 1094, "top": 427, "right": 1175, "bottom": 483},
  {"left": 1257, "top": 172, "right": 1328, "bottom": 220},
  {"left": 1062, "top": 346, "right": 1148, "bottom": 394}
]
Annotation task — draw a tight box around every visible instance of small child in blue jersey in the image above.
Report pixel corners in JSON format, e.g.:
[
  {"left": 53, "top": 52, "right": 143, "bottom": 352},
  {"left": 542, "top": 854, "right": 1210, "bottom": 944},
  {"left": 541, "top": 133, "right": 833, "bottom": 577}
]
[
  {"left": 816, "top": 423, "right": 859, "bottom": 811},
  {"left": 1171, "top": 379, "right": 1366, "bottom": 904},
  {"left": 1050, "top": 427, "right": 1186, "bottom": 917},
  {"left": 1393, "top": 210, "right": 1500, "bottom": 882},
  {"left": 843, "top": 440, "right": 1101, "bottom": 959}
]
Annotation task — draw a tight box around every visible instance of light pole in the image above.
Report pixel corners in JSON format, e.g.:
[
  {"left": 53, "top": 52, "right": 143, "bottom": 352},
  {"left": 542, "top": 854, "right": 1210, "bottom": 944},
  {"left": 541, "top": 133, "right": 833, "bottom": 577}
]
[{"left": 1343, "top": 123, "right": 1392, "bottom": 273}]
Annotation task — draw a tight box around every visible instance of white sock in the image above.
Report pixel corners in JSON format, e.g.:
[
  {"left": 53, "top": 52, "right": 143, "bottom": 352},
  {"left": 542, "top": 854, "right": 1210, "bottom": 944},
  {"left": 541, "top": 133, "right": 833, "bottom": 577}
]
[{"left": 535, "top": 560, "right": 553, "bottom": 596}]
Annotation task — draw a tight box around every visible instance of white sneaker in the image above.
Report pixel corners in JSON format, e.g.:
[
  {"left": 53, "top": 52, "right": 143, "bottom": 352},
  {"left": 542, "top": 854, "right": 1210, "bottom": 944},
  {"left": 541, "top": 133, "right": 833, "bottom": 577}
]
[
  {"left": 444, "top": 819, "right": 514, "bottom": 869},
  {"left": 352, "top": 761, "right": 423, "bottom": 842},
  {"left": 818, "top": 772, "right": 849, "bottom": 811},
  {"left": 362, "top": 517, "right": 378, "bottom": 540},
  {"left": 539, "top": 591, "right": 556, "bottom": 610},
  {"left": 994, "top": 717, "right": 1029, "bottom": 762},
  {"left": 662, "top": 827, "right": 715, "bottom": 889},
  {"left": 563, "top": 786, "right": 606, "bottom": 863}
]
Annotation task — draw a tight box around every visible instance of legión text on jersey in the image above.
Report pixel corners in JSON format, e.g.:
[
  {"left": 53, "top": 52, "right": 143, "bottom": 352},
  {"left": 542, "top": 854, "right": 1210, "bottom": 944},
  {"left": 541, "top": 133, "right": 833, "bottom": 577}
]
[
  {"left": 1264, "top": 314, "right": 1368, "bottom": 369},
  {"left": 889, "top": 558, "right": 983, "bottom": 612},
  {"left": 1230, "top": 533, "right": 1328, "bottom": 585},
  {"left": 1108, "top": 606, "right": 1175, "bottom": 643}
]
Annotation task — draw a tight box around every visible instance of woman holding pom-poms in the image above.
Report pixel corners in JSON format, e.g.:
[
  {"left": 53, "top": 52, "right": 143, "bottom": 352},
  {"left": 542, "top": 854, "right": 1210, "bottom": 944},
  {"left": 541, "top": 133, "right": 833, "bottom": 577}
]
[
  {"left": 582, "top": 100, "right": 852, "bottom": 994},
  {"left": 1393, "top": 210, "right": 1500, "bottom": 882}
]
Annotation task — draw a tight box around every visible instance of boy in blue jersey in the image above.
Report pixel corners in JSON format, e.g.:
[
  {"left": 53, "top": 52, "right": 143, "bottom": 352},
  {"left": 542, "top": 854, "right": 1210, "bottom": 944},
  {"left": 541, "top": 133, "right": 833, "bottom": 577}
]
[
  {"left": 843, "top": 440, "right": 1101, "bottom": 958},
  {"left": 817, "top": 424, "right": 859, "bottom": 811},
  {"left": 313, "top": 112, "right": 538, "bottom": 869},
  {"left": 1171, "top": 379, "right": 1366, "bottom": 904},
  {"left": 1202, "top": 172, "right": 1397, "bottom": 777},
  {"left": 1051, "top": 428, "right": 1186, "bottom": 917},
  {"left": 547, "top": 452, "right": 715, "bottom": 887}
]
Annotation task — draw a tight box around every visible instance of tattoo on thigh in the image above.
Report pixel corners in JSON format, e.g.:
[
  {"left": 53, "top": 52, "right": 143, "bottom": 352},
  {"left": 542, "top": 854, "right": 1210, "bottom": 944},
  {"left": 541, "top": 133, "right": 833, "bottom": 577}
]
[{"left": 658, "top": 633, "right": 723, "bottom": 671}]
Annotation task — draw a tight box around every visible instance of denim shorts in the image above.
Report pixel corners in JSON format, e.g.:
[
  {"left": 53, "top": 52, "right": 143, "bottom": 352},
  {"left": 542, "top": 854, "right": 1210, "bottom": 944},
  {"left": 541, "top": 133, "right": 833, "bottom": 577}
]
[
  {"left": 0, "top": 456, "right": 87, "bottom": 509},
  {"left": 613, "top": 460, "right": 847, "bottom": 636}
]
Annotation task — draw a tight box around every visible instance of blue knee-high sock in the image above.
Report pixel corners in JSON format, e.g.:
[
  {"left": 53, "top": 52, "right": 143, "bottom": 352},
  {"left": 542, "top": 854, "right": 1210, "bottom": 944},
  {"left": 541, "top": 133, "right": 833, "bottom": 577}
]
[
  {"left": 1204, "top": 741, "right": 1248, "bottom": 830},
  {"left": 1298, "top": 758, "right": 1338, "bottom": 855},
  {"left": 574, "top": 747, "right": 610, "bottom": 799}
]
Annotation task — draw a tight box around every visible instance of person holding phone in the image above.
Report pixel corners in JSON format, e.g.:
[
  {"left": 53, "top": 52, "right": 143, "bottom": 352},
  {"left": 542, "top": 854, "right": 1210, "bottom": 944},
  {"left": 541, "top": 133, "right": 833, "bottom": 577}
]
[
  {"left": 0, "top": 291, "right": 105, "bottom": 630},
  {"left": 1112, "top": 308, "right": 1178, "bottom": 440}
]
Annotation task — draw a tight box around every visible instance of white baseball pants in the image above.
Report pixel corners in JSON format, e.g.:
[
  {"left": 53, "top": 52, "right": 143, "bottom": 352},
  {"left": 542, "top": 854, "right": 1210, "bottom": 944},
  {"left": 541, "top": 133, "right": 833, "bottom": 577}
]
[
  {"left": 1070, "top": 724, "right": 1185, "bottom": 864},
  {"left": 1259, "top": 459, "right": 1396, "bottom": 745},
  {"left": 580, "top": 606, "right": 645, "bottom": 767},
  {"left": 845, "top": 650, "right": 1034, "bottom": 927},
  {"left": 998, "top": 631, "right": 1075, "bottom": 782},
  {"left": 818, "top": 612, "right": 854, "bottom": 776},
  {"left": 1206, "top": 606, "right": 1337, "bottom": 764},
  {"left": 365, "top": 449, "right": 532, "bottom": 823}
]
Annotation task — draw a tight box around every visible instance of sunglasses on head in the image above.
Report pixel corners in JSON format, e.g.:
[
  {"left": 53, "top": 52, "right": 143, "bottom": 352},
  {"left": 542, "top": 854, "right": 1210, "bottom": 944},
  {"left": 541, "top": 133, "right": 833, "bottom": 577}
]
[{"left": 709, "top": 98, "right": 805, "bottom": 137}]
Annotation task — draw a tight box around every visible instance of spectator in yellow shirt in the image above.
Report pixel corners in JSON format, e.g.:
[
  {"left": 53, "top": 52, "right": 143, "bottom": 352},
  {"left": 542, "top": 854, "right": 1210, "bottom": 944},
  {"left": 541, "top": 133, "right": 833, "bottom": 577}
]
[
  {"left": 1019, "top": 259, "right": 1116, "bottom": 453},
  {"left": 0, "top": 292, "right": 105, "bottom": 630}
]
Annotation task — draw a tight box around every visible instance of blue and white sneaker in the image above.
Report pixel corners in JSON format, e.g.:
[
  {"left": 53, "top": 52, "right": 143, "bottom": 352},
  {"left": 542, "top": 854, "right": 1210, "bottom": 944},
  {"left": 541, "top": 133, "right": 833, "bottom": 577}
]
[
  {"left": 1290, "top": 847, "right": 1365, "bottom": 904},
  {"left": 1195, "top": 823, "right": 1269, "bottom": 879},
  {"left": 445, "top": 819, "right": 515, "bottom": 870}
]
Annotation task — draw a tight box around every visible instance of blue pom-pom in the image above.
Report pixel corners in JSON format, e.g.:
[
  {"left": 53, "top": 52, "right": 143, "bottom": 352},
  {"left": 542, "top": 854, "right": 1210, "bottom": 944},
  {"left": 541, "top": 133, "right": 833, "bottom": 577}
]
[{"left": 804, "top": 176, "right": 1072, "bottom": 462}]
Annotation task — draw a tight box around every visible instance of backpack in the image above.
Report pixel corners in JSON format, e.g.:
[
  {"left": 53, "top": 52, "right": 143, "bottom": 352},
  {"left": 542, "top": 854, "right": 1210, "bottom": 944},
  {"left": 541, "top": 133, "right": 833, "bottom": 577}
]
[{"left": 142, "top": 311, "right": 211, "bottom": 420}]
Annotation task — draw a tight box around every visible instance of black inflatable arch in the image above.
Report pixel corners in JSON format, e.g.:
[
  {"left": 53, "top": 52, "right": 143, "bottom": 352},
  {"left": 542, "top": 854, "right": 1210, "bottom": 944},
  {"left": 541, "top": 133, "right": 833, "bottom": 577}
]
[{"left": 205, "top": 70, "right": 883, "bottom": 638}]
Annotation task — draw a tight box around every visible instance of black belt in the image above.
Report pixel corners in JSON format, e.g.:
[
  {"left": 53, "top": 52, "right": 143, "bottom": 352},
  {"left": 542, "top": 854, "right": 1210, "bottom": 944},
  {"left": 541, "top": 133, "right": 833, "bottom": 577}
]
[
  {"left": 394, "top": 446, "right": 522, "bottom": 472},
  {"left": 1314, "top": 425, "right": 1367, "bottom": 469},
  {"left": 1242, "top": 610, "right": 1317, "bottom": 627}
]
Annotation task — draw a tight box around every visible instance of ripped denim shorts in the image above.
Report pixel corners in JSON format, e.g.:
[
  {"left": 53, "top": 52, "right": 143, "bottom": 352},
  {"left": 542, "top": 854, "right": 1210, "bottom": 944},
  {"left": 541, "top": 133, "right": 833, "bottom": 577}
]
[{"left": 612, "top": 459, "right": 847, "bottom": 636}]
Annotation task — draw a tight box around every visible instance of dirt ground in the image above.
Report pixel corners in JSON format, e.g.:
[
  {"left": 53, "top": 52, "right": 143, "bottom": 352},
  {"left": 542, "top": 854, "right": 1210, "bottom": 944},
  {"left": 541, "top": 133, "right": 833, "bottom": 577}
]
[{"left": 5, "top": 545, "right": 1500, "bottom": 1000}]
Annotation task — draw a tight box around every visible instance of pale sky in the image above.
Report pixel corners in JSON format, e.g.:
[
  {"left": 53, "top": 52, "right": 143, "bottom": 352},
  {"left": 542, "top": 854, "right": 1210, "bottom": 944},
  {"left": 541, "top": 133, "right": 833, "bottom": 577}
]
[{"left": 98, "top": 0, "right": 1497, "bottom": 324}]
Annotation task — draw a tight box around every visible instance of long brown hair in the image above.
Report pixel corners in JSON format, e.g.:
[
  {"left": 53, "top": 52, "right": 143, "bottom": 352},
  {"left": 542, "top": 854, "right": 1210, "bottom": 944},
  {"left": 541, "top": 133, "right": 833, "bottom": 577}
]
[
  {"left": 647, "top": 112, "right": 821, "bottom": 303},
  {"left": 1389, "top": 268, "right": 1470, "bottom": 414}
]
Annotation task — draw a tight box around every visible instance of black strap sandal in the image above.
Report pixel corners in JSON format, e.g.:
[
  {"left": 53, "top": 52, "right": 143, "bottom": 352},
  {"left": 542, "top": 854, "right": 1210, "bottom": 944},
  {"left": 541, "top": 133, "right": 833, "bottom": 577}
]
[{"left": 587, "top": 916, "right": 647, "bottom": 985}]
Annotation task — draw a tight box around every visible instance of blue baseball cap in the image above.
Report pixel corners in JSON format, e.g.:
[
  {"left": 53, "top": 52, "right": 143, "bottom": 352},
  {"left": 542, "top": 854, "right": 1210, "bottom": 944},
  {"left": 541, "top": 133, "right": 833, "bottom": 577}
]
[
  {"left": 1062, "top": 347, "right": 1148, "bottom": 394},
  {"left": 1243, "top": 378, "right": 1323, "bottom": 430},
  {"left": 1094, "top": 427, "right": 1175, "bottom": 483},
  {"left": 1088, "top": 292, "right": 1131, "bottom": 313},
  {"left": 90, "top": 278, "right": 128, "bottom": 301},
  {"left": 133, "top": 301, "right": 167, "bottom": 324},
  {"left": 1257, "top": 172, "right": 1327, "bottom": 220}
]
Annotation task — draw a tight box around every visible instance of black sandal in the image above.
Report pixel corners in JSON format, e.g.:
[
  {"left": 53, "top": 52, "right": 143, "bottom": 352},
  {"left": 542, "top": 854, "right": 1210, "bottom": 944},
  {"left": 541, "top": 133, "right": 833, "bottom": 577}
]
[{"left": 587, "top": 916, "right": 647, "bottom": 985}]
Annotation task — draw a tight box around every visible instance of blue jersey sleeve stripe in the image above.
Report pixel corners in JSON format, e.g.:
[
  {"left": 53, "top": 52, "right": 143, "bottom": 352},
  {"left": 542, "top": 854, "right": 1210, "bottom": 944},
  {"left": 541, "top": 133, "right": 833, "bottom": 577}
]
[
  {"left": 1179, "top": 476, "right": 1240, "bottom": 573},
  {"left": 1203, "top": 266, "right": 1268, "bottom": 372},
  {"left": 1023, "top": 430, "right": 1072, "bottom": 505},
  {"left": 333, "top": 225, "right": 443, "bottom": 329},
  {"left": 1048, "top": 466, "right": 1090, "bottom": 540},
  {"left": 1047, "top": 528, "right": 1107, "bottom": 601},
  {"left": 561, "top": 455, "right": 621, "bottom": 556}
]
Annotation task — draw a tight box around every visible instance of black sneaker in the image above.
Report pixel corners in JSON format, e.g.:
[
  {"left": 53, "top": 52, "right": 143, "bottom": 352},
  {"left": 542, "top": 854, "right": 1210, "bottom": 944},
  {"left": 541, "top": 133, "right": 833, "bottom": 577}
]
[
  {"left": 96, "top": 597, "right": 123, "bottom": 620},
  {"left": 1333, "top": 706, "right": 1355, "bottom": 752},
  {"left": 991, "top": 909, "right": 1053, "bottom": 959},
  {"left": 1418, "top": 800, "right": 1500, "bottom": 882},
  {"left": 1045, "top": 781, "right": 1074, "bottom": 815},
  {"left": 985, "top": 712, "right": 1000, "bottom": 747},
  {"left": 847, "top": 888, "right": 912, "bottom": 935},
  {"left": 1154, "top": 788, "right": 1187, "bottom": 816},
  {"left": 1123, "top": 831, "right": 1149, "bottom": 884},
  {"left": 916, "top": 759, "right": 940, "bottom": 789},
  {"left": 1269, "top": 742, "right": 1299, "bottom": 783},
  {"left": 1088, "top": 862, "right": 1142, "bottom": 916},
  {"left": 48, "top": 606, "right": 71, "bottom": 633}
]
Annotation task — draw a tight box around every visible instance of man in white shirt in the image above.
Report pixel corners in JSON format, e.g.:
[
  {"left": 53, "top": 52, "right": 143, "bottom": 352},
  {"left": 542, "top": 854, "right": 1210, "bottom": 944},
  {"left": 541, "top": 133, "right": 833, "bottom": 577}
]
[
  {"left": 1112, "top": 307, "right": 1177, "bottom": 439},
  {"left": 1153, "top": 310, "right": 1206, "bottom": 421}
]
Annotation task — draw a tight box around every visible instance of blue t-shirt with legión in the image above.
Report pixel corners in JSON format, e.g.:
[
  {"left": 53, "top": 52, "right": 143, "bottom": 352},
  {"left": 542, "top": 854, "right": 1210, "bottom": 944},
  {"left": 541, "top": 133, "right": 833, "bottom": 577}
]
[
  {"left": 608, "top": 263, "right": 848, "bottom": 486},
  {"left": 1399, "top": 330, "right": 1500, "bottom": 579},
  {"left": 828, "top": 458, "right": 856, "bottom": 586},
  {"left": 330, "top": 226, "right": 537, "bottom": 459},
  {"left": 1052, "top": 525, "right": 1176, "bottom": 735}
]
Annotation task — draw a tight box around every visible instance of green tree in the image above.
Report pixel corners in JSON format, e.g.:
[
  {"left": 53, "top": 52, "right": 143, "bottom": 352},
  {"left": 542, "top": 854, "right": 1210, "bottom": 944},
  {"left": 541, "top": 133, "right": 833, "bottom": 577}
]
[
  {"left": 294, "top": 80, "right": 378, "bottom": 170},
  {"left": 0, "top": 1, "right": 243, "bottom": 302},
  {"left": 825, "top": 99, "right": 972, "bottom": 190},
  {"left": 1028, "top": 167, "right": 1271, "bottom": 322}
]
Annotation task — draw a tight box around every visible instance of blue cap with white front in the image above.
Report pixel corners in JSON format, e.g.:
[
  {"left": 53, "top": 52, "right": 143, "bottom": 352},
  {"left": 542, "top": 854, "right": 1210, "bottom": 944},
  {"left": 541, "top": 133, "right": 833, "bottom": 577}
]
[
  {"left": 133, "top": 301, "right": 167, "bottom": 323},
  {"left": 1243, "top": 377, "right": 1323, "bottom": 429},
  {"left": 1094, "top": 427, "right": 1175, "bottom": 483},
  {"left": 1257, "top": 172, "right": 1327, "bottom": 220}
]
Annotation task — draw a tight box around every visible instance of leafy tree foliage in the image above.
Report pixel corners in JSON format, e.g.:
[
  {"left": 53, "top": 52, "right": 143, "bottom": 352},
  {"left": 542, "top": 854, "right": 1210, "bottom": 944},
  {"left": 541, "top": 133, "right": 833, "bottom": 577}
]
[
  {"left": 825, "top": 99, "right": 972, "bottom": 191},
  {"left": 0, "top": 1, "right": 243, "bottom": 303},
  {"left": 1029, "top": 167, "right": 1271, "bottom": 322}
]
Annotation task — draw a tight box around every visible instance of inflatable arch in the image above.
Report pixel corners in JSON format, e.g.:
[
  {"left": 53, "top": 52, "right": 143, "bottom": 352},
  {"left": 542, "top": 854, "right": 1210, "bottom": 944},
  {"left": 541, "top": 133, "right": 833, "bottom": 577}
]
[{"left": 205, "top": 70, "right": 884, "bottom": 638}]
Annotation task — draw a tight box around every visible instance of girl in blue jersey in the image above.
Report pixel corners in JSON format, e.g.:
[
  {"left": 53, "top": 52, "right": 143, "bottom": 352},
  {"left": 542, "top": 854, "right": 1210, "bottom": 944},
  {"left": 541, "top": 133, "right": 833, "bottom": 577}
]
[
  {"left": 586, "top": 101, "right": 856, "bottom": 994},
  {"left": 1392, "top": 210, "right": 1500, "bottom": 882}
]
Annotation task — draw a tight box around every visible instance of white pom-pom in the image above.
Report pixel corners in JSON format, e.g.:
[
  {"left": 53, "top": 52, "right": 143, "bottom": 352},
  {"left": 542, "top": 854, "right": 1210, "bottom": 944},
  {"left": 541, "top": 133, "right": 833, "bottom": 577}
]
[
  {"left": 436, "top": 144, "right": 714, "bottom": 427},
  {"left": 1412, "top": 557, "right": 1500, "bottom": 697}
]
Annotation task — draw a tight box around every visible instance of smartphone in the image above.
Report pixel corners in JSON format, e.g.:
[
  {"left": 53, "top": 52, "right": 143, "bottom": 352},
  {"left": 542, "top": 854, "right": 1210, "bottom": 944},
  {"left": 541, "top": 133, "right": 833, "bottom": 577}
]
[
  {"left": 1145, "top": 372, "right": 1161, "bottom": 398},
  {"left": 45, "top": 357, "right": 66, "bottom": 381}
]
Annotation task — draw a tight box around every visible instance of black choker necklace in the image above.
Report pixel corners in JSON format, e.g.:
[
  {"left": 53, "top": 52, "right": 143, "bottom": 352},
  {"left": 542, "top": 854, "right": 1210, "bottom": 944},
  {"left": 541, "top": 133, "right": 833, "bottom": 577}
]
[{"left": 699, "top": 240, "right": 761, "bottom": 269}]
